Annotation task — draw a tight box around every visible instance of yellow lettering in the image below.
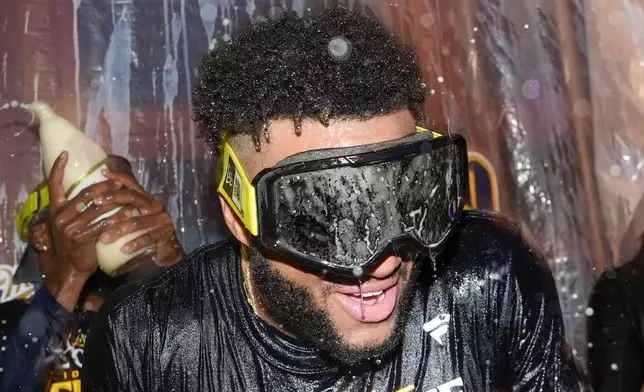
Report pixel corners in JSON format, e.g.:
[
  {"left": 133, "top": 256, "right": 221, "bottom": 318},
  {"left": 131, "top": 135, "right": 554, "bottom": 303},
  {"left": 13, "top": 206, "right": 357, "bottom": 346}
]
[{"left": 49, "top": 379, "right": 81, "bottom": 392}]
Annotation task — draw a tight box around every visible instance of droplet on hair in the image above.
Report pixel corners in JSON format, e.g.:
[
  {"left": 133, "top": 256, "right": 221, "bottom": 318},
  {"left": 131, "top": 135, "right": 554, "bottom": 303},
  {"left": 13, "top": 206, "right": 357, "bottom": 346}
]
[
  {"left": 263, "top": 122, "right": 271, "bottom": 142},
  {"left": 293, "top": 117, "right": 302, "bottom": 135},
  {"left": 252, "top": 134, "right": 261, "bottom": 152},
  {"left": 327, "top": 36, "right": 352, "bottom": 61},
  {"left": 318, "top": 106, "right": 331, "bottom": 126}
]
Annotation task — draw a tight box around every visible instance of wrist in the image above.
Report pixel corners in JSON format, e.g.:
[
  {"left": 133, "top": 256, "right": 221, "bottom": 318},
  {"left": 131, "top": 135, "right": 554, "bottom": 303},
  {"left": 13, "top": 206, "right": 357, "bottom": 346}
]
[{"left": 44, "top": 267, "right": 91, "bottom": 312}]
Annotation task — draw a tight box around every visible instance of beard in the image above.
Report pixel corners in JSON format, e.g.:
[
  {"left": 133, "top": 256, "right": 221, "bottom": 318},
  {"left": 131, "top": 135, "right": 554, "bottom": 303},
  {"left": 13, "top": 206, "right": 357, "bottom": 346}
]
[{"left": 247, "top": 246, "right": 419, "bottom": 367}]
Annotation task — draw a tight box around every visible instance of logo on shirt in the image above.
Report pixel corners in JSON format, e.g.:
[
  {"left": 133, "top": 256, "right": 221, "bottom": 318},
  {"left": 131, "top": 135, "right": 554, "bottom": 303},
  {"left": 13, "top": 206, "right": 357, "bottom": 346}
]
[
  {"left": 423, "top": 314, "right": 450, "bottom": 345},
  {"left": 46, "top": 329, "right": 86, "bottom": 392}
]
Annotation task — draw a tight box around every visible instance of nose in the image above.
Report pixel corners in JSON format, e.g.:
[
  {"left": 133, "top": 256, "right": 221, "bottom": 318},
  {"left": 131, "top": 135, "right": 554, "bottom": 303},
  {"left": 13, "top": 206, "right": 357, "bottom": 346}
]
[{"left": 367, "top": 255, "right": 402, "bottom": 279}]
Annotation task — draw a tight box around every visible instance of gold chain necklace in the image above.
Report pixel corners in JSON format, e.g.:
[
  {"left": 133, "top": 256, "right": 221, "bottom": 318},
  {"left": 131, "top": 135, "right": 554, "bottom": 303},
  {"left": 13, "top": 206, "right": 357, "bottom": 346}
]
[{"left": 241, "top": 246, "right": 258, "bottom": 314}]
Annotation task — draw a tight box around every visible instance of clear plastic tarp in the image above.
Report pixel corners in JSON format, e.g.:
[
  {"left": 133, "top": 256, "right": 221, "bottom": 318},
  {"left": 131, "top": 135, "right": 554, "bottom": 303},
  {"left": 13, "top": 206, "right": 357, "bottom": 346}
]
[{"left": 1, "top": 0, "right": 642, "bottom": 367}]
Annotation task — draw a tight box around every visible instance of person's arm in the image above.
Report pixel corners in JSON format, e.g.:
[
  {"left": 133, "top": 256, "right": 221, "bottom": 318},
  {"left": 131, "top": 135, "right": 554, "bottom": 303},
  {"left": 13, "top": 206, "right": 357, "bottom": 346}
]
[
  {"left": 503, "top": 233, "right": 590, "bottom": 391},
  {"left": 587, "top": 273, "right": 643, "bottom": 392},
  {"left": 0, "top": 286, "right": 73, "bottom": 392}
]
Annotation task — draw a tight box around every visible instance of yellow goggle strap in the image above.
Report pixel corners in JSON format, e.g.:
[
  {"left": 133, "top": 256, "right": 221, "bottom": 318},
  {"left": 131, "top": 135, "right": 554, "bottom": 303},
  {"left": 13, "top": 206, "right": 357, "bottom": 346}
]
[
  {"left": 217, "top": 127, "right": 442, "bottom": 237},
  {"left": 217, "top": 136, "right": 259, "bottom": 236},
  {"left": 16, "top": 182, "right": 50, "bottom": 242}
]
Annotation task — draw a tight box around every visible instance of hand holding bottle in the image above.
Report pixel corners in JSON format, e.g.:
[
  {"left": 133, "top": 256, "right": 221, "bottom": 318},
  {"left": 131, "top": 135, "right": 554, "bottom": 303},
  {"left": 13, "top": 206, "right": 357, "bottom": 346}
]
[
  {"left": 95, "top": 170, "right": 185, "bottom": 267},
  {"left": 45, "top": 151, "right": 137, "bottom": 310}
]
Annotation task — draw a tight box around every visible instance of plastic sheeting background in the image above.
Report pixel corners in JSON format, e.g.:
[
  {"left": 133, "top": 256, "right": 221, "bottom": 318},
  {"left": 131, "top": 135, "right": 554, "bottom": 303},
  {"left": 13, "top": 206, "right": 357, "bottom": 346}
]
[{"left": 0, "top": 0, "right": 640, "bottom": 365}]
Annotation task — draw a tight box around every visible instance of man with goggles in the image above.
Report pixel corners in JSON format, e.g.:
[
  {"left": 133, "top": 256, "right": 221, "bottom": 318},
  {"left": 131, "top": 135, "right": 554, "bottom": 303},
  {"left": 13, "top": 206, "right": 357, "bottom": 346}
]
[{"left": 84, "top": 6, "right": 589, "bottom": 392}]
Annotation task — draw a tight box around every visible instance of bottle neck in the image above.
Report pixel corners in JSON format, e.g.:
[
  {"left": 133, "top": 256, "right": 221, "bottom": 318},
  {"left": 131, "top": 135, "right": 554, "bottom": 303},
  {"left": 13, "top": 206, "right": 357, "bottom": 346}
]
[{"left": 36, "top": 110, "right": 55, "bottom": 121}]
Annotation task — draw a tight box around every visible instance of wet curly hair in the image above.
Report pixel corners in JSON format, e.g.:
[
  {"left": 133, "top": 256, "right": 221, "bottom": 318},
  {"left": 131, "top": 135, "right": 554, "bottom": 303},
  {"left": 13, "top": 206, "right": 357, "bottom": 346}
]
[{"left": 192, "top": 6, "right": 426, "bottom": 154}]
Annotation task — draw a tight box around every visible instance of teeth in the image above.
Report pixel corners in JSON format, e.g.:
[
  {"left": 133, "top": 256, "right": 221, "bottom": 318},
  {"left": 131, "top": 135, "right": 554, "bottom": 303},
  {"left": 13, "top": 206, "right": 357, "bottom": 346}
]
[{"left": 354, "top": 290, "right": 384, "bottom": 298}]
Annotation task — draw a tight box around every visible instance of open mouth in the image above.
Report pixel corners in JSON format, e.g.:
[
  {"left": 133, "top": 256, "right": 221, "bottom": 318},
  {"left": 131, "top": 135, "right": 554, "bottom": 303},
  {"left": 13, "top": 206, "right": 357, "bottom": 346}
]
[{"left": 333, "top": 280, "right": 399, "bottom": 323}]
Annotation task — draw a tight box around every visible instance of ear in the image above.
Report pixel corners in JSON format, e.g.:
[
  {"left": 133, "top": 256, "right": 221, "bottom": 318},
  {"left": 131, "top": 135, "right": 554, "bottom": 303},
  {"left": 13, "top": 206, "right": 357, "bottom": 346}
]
[{"left": 219, "top": 194, "right": 250, "bottom": 247}]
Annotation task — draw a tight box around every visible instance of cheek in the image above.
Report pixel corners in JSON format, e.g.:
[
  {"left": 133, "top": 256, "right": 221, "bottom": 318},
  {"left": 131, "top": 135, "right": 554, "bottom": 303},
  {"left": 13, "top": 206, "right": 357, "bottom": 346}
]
[{"left": 270, "top": 261, "right": 328, "bottom": 302}]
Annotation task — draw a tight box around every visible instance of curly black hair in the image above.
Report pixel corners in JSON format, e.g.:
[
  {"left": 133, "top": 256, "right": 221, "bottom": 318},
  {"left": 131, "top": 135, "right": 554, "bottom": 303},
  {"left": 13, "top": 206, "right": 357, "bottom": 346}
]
[{"left": 192, "top": 6, "right": 426, "bottom": 153}]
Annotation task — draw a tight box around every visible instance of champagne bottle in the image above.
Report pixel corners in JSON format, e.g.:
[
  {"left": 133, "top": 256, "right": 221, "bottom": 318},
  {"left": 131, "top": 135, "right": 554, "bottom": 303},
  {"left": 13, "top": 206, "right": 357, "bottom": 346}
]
[{"left": 28, "top": 102, "right": 153, "bottom": 276}]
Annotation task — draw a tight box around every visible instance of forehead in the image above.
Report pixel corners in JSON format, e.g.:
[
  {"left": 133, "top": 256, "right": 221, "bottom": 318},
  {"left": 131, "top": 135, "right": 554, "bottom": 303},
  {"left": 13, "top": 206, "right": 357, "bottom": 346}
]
[{"left": 236, "top": 110, "right": 416, "bottom": 179}]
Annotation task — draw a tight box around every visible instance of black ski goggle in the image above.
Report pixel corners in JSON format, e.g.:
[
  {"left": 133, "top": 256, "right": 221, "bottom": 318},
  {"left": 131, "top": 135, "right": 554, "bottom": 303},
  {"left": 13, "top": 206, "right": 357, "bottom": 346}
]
[{"left": 217, "top": 127, "right": 468, "bottom": 276}]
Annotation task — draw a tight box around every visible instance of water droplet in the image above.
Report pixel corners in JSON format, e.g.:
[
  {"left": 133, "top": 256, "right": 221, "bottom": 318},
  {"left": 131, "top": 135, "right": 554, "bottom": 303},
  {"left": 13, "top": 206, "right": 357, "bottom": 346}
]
[
  {"left": 585, "top": 307, "right": 595, "bottom": 316},
  {"left": 608, "top": 10, "right": 624, "bottom": 26},
  {"left": 611, "top": 363, "right": 619, "bottom": 371},
  {"left": 524, "top": 24, "right": 529, "bottom": 29},
  {"left": 10, "top": 100, "right": 18, "bottom": 107},
  {"left": 32, "top": 337, "right": 38, "bottom": 343},
  {"left": 84, "top": 302, "right": 94, "bottom": 311},
  {"left": 437, "top": 76, "right": 444, "bottom": 83},
  {"left": 375, "top": 359, "right": 381, "bottom": 365},
  {"left": 200, "top": 4, "right": 217, "bottom": 22},
  {"left": 352, "top": 266, "right": 364, "bottom": 277},
  {"left": 419, "top": 13, "right": 435, "bottom": 28},
  {"left": 223, "top": 34, "right": 231, "bottom": 42},
  {"left": 222, "top": 18, "right": 230, "bottom": 26},
  {"left": 587, "top": 342, "right": 594, "bottom": 348},
  {"left": 609, "top": 164, "right": 622, "bottom": 177},
  {"left": 573, "top": 99, "right": 591, "bottom": 117},
  {"left": 328, "top": 36, "right": 352, "bottom": 61},
  {"left": 522, "top": 79, "right": 541, "bottom": 99}
]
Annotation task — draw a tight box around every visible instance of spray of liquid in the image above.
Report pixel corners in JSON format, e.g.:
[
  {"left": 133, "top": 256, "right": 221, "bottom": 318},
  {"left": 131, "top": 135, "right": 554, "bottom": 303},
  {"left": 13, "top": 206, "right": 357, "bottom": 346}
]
[
  {"left": 0, "top": 100, "right": 28, "bottom": 111},
  {"left": 1, "top": 101, "right": 37, "bottom": 137},
  {"left": 352, "top": 266, "right": 366, "bottom": 321}
]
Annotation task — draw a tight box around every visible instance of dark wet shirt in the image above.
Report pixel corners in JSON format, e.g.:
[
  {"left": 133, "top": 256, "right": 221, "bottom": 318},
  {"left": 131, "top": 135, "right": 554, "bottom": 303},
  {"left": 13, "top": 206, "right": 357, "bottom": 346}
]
[
  {"left": 588, "top": 248, "right": 644, "bottom": 391},
  {"left": 82, "top": 211, "right": 589, "bottom": 391},
  {"left": 0, "top": 287, "right": 94, "bottom": 392}
]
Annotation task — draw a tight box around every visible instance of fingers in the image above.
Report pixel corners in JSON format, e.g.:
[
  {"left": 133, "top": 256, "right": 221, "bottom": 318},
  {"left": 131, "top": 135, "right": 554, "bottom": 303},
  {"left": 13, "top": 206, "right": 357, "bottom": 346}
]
[
  {"left": 154, "top": 239, "right": 185, "bottom": 267},
  {"left": 93, "top": 188, "right": 162, "bottom": 215},
  {"left": 120, "top": 225, "right": 176, "bottom": 255},
  {"left": 102, "top": 170, "right": 145, "bottom": 194},
  {"left": 121, "top": 228, "right": 173, "bottom": 254},
  {"left": 73, "top": 208, "right": 133, "bottom": 244},
  {"left": 99, "top": 212, "right": 173, "bottom": 245},
  {"left": 52, "top": 180, "right": 123, "bottom": 228},
  {"left": 58, "top": 204, "right": 122, "bottom": 241},
  {"left": 48, "top": 152, "right": 69, "bottom": 211},
  {"left": 28, "top": 222, "right": 54, "bottom": 251}
]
